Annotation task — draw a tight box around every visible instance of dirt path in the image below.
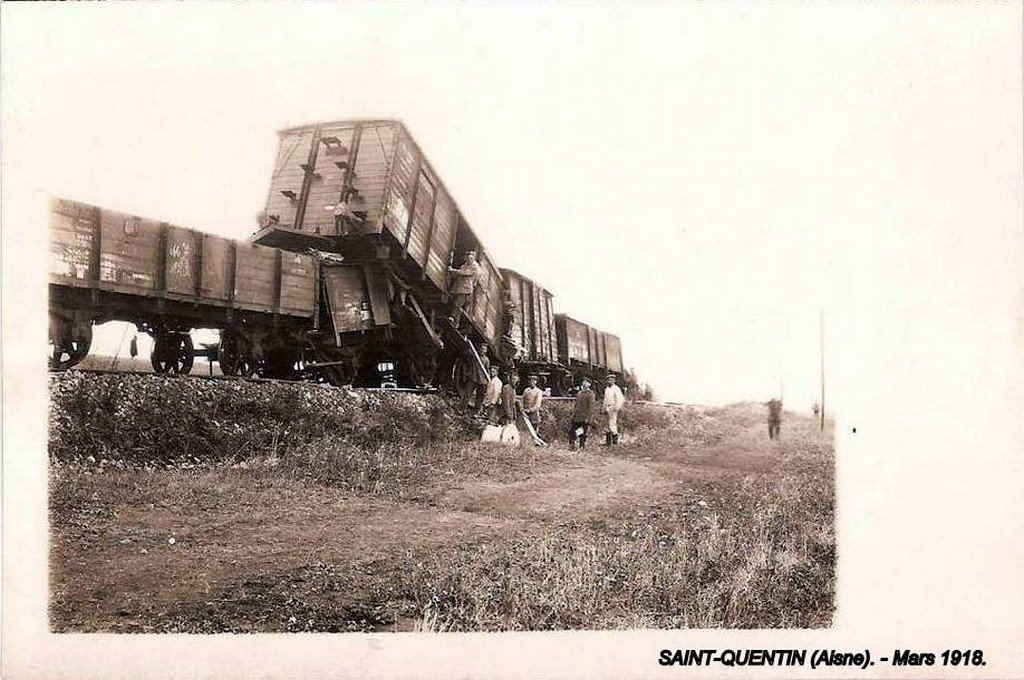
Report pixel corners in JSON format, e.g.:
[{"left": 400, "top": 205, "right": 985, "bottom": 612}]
[
  {"left": 435, "top": 452, "right": 680, "bottom": 520},
  {"left": 51, "top": 411, "right": 814, "bottom": 631}
]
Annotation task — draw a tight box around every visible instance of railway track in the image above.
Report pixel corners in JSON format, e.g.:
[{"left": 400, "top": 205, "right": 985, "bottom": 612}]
[{"left": 48, "top": 367, "right": 443, "bottom": 395}]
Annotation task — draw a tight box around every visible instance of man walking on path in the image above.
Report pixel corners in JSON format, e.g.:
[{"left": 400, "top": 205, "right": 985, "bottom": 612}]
[
  {"left": 571, "top": 379, "right": 596, "bottom": 450},
  {"left": 479, "top": 365, "right": 502, "bottom": 422},
  {"left": 602, "top": 374, "right": 626, "bottom": 446},
  {"left": 767, "top": 399, "right": 783, "bottom": 439}
]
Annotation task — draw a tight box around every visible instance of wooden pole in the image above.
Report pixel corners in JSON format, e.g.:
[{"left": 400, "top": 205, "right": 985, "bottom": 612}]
[
  {"left": 819, "top": 309, "right": 825, "bottom": 431},
  {"left": 779, "top": 359, "right": 784, "bottom": 402}
]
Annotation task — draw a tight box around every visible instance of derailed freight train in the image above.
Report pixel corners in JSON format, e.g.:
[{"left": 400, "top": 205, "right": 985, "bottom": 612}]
[{"left": 48, "top": 118, "right": 623, "bottom": 395}]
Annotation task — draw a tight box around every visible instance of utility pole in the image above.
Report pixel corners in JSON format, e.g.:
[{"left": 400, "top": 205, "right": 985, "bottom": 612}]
[
  {"left": 778, "top": 358, "right": 784, "bottom": 402},
  {"left": 819, "top": 309, "right": 825, "bottom": 431}
]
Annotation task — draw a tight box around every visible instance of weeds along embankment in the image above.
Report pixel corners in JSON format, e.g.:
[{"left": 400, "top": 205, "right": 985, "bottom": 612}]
[
  {"left": 49, "top": 372, "right": 728, "bottom": 479},
  {"left": 48, "top": 372, "right": 835, "bottom": 631}
]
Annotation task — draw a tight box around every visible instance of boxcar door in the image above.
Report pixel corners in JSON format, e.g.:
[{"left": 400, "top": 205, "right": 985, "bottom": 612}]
[{"left": 322, "top": 264, "right": 384, "bottom": 344}]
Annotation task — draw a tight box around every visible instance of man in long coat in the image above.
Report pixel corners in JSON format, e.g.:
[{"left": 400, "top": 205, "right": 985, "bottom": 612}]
[
  {"left": 571, "top": 379, "right": 596, "bottom": 450},
  {"left": 602, "top": 374, "right": 626, "bottom": 446}
]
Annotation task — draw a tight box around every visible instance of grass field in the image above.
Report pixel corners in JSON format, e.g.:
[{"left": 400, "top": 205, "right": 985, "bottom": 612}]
[{"left": 49, "top": 373, "right": 834, "bottom": 632}]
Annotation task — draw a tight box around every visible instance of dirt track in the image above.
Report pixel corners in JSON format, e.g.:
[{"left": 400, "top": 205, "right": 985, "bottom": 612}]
[{"left": 50, "top": 406, "right": 833, "bottom": 632}]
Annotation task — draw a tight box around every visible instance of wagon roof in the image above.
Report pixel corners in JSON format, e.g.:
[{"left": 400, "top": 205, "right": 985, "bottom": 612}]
[
  {"left": 277, "top": 118, "right": 402, "bottom": 135},
  {"left": 555, "top": 313, "right": 620, "bottom": 340},
  {"left": 499, "top": 268, "right": 554, "bottom": 296},
  {"left": 277, "top": 118, "right": 500, "bottom": 277}
]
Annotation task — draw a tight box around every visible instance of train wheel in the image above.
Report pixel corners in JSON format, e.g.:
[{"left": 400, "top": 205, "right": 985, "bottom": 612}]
[
  {"left": 49, "top": 321, "right": 92, "bottom": 370},
  {"left": 218, "top": 333, "right": 258, "bottom": 377},
  {"left": 217, "top": 333, "right": 241, "bottom": 375},
  {"left": 151, "top": 333, "right": 194, "bottom": 374}
]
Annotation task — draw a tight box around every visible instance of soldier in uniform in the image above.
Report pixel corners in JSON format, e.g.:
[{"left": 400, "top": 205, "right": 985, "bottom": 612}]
[
  {"left": 571, "top": 379, "right": 596, "bottom": 450},
  {"left": 521, "top": 375, "right": 544, "bottom": 430},
  {"left": 447, "top": 251, "right": 481, "bottom": 323},
  {"left": 501, "top": 372, "right": 520, "bottom": 426},
  {"left": 474, "top": 343, "right": 491, "bottom": 409},
  {"left": 480, "top": 365, "right": 503, "bottom": 421}
]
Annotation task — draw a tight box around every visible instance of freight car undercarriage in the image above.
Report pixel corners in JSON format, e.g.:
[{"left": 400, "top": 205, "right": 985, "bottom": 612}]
[
  {"left": 48, "top": 280, "right": 608, "bottom": 398},
  {"left": 47, "top": 272, "right": 491, "bottom": 393}
]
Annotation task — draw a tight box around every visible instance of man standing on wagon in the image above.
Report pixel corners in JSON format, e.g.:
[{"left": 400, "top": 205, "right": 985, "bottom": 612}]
[
  {"left": 602, "top": 373, "right": 626, "bottom": 446},
  {"left": 447, "top": 250, "right": 481, "bottom": 325}
]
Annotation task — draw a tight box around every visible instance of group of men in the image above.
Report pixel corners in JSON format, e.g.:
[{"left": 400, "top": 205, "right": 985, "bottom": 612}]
[
  {"left": 450, "top": 250, "right": 627, "bottom": 449},
  {"left": 476, "top": 365, "right": 546, "bottom": 432},
  {"left": 474, "top": 361, "right": 626, "bottom": 450}
]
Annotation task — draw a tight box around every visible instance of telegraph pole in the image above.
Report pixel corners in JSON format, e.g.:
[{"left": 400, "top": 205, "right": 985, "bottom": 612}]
[
  {"left": 778, "top": 358, "right": 784, "bottom": 402},
  {"left": 819, "top": 309, "right": 825, "bottom": 431}
]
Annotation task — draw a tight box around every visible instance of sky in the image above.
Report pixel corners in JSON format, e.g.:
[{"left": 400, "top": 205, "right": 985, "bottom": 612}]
[{"left": 4, "top": 3, "right": 1021, "bottom": 412}]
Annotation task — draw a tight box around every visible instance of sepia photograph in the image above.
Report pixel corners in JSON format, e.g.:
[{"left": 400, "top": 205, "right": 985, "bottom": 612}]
[
  {"left": 46, "top": 117, "right": 835, "bottom": 633},
  {"left": 3, "top": 2, "right": 1023, "bottom": 679}
]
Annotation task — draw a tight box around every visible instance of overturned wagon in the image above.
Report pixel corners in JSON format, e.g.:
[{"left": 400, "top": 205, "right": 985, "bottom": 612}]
[
  {"left": 48, "top": 117, "right": 627, "bottom": 392},
  {"left": 249, "top": 118, "right": 517, "bottom": 391}
]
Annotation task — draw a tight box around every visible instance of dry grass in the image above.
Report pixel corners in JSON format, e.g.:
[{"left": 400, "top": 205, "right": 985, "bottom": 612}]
[
  {"left": 49, "top": 371, "right": 471, "bottom": 468},
  {"left": 49, "top": 373, "right": 834, "bottom": 632},
  {"left": 393, "top": 465, "right": 833, "bottom": 630}
]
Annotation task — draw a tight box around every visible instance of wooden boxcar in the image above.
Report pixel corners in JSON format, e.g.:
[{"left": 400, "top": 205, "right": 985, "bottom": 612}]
[
  {"left": 555, "top": 313, "right": 624, "bottom": 384},
  {"left": 49, "top": 198, "right": 317, "bottom": 372},
  {"left": 253, "top": 118, "right": 503, "bottom": 351},
  {"left": 51, "top": 198, "right": 317, "bottom": 316},
  {"left": 500, "top": 268, "right": 558, "bottom": 366},
  {"left": 603, "top": 332, "right": 624, "bottom": 374}
]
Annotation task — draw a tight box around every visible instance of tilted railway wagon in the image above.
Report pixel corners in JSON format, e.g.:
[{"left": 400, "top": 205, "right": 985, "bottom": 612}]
[
  {"left": 47, "top": 118, "right": 626, "bottom": 393},
  {"left": 251, "top": 118, "right": 506, "bottom": 391}
]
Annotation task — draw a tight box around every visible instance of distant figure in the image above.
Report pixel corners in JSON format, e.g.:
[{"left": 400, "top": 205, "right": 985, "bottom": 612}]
[
  {"left": 812, "top": 401, "right": 820, "bottom": 419},
  {"left": 571, "top": 379, "right": 596, "bottom": 450},
  {"left": 602, "top": 373, "right": 626, "bottom": 446},
  {"left": 767, "top": 398, "right": 783, "bottom": 439},
  {"left": 480, "top": 365, "right": 502, "bottom": 421},
  {"left": 521, "top": 375, "right": 544, "bottom": 429},
  {"left": 501, "top": 372, "right": 520, "bottom": 426},
  {"left": 447, "top": 251, "right": 481, "bottom": 322}
]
